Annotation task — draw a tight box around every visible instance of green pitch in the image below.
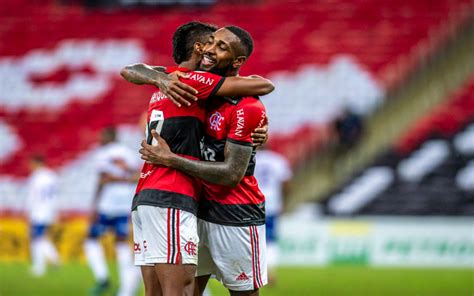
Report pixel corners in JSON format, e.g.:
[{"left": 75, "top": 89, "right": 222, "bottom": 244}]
[{"left": 0, "top": 262, "right": 472, "bottom": 295}]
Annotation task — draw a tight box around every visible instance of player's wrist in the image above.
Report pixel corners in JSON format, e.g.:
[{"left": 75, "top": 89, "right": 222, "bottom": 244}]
[
  {"left": 164, "top": 152, "right": 179, "bottom": 168},
  {"left": 152, "top": 71, "right": 169, "bottom": 87},
  {"left": 161, "top": 153, "right": 172, "bottom": 167}
]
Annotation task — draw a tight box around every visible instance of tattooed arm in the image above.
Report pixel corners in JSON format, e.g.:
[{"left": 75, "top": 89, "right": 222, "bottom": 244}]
[
  {"left": 140, "top": 130, "right": 252, "bottom": 187},
  {"left": 120, "top": 63, "right": 198, "bottom": 106},
  {"left": 120, "top": 63, "right": 274, "bottom": 102},
  {"left": 120, "top": 63, "right": 166, "bottom": 85}
]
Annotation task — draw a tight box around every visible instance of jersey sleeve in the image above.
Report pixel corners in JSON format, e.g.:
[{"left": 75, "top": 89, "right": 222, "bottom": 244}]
[
  {"left": 227, "top": 98, "right": 267, "bottom": 146},
  {"left": 95, "top": 148, "right": 121, "bottom": 175},
  {"left": 95, "top": 153, "right": 110, "bottom": 174},
  {"left": 178, "top": 71, "right": 225, "bottom": 101}
]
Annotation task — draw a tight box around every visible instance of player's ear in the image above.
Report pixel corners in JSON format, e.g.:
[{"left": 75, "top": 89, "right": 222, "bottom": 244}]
[
  {"left": 232, "top": 56, "right": 247, "bottom": 68},
  {"left": 194, "top": 42, "right": 204, "bottom": 54}
]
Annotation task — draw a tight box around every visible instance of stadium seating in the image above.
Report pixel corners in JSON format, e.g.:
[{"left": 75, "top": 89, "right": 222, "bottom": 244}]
[
  {"left": 328, "top": 167, "right": 394, "bottom": 215},
  {"left": 1, "top": 0, "right": 473, "bottom": 211},
  {"left": 324, "top": 78, "right": 474, "bottom": 216},
  {"left": 395, "top": 79, "right": 474, "bottom": 155}
]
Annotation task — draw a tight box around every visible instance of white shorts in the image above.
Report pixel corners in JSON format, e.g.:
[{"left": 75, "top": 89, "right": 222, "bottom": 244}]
[
  {"left": 132, "top": 205, "right": 199, "bottom": 266},
  {"left": 196, "top": 219, "right": 267, "bottom": 291}
]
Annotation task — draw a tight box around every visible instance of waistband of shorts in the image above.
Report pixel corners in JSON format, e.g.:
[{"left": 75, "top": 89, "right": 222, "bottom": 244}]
[{"left": 132, "top": 189, "right": 198, "bottom": 215}]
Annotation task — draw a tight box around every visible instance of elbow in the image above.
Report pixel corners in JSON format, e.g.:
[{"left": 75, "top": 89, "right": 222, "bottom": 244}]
[
  {"left": 120, "top": 66, "right": 132, "bottom": 80},
  {"left": 267, "top": 81, "right": 275, "bottom": 93},
  {"left": 120, "top": 63, "right": 144, "bottom": 79},
  {"left": 223, "top": 172, "right": 243, "bottom": 187},
  {"left": 262, "top": 80, "right": 275, "bottom": 95}
]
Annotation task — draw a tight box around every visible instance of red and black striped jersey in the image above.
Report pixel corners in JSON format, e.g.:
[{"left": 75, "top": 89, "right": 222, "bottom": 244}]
[
  {"left": 132, "top": 67, "right": 225, "bottom": 215},
  {"left": 199, "top": 96, "right": 268, "bottom": 226}
]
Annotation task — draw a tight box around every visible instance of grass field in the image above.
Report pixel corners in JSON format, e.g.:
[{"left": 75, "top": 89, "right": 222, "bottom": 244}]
[{"left": 0, "top": 262, "right": 472, "bottom": 295}]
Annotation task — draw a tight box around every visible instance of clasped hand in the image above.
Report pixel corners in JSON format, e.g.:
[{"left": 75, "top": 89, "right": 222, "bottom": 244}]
[{"left": 139, "top": 130, "right": 173, "bottom": 166}]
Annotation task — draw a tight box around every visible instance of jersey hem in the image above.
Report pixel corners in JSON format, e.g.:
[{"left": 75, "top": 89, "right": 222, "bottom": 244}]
[
  {"left": 227, "top": 138, "right": 253, "bottom": 147},
  {"left": 133, "top": 202, "right": 198, "bottom": 216},
  {"left": 132, "top": 188, "right": 199, "bottom": 215},
  {"left": 198, "top": 216, "right": 265, "bottom": 227}
]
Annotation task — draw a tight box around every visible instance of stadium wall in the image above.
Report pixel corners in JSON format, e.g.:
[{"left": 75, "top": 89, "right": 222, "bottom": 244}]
[
  {"left": 0, "top": 215, "right": 122, "bottom": 262},
  {"left": 2, "top": 215, "right": 472, "bottom": 268},
  {"left": 279, "top": 216, "right": 474, "bottom": 268}
]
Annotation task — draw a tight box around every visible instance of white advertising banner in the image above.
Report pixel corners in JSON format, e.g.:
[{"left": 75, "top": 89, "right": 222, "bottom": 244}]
[{"left": 278, "top": 217, "right": 474, "bottom": 267}]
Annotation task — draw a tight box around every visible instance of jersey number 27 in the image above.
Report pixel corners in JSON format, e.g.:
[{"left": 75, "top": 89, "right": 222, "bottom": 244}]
[{"left": 146, "top": 110, "right": 164, "bottom": 145}]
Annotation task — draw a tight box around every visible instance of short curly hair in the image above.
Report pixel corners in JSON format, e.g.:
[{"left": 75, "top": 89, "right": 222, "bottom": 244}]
[
  {"left": 172, "top": 21, "right": 217, "bottom": 64},
  {"left": 224, "top": 25, "right": 254, "bottom": 58}
]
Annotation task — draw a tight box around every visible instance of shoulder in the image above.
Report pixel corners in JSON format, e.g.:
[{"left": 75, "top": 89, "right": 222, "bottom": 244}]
[
  {"left": 110, "top": 142, "right": 135, "bottom": 157},
  {"left": 96, "top": 142, "right": 124, "bottom": 158},
  {"left": 236, "top": 96, "right": 265, "bottom": 110},
  {"left": 38, "top": 168, "right": 58, "bottom": 183},
  {"left": 232, "top": 97, "right": 266, "bottom": 123},
  {"left": 184, "top": 71, "right": 223, "bottom": 85}
]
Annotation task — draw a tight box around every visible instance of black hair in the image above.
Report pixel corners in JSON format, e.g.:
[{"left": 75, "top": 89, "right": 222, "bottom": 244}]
[
  {"left": 172, "top": 21, "right": 218, "bottom": 64},
  {"left": 30, "top": 154, "right": 44, "bottom": 164},
  {"left": 224, "top": 25, "right": 254, "bottom": 58}
]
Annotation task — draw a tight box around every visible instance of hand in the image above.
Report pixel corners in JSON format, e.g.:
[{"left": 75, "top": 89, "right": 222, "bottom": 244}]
[
  {"left": 139, "top": 130, "right": 174, "bottom": 166},
  {"left": 154, "top": 72, "right": 198, "bottom": 107},
  {"left": 112, "top": 158, "right": 129, "bottom": 170},
  {"left": 251, "top": 123, "right": 269, "bottom": 147}
]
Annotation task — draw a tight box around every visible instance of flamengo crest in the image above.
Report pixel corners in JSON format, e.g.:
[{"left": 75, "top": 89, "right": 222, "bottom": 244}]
[{"left": 209, "top": 111, "right": 224, "bottom": 131}]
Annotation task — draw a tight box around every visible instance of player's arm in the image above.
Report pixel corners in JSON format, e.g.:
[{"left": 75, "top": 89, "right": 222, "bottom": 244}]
[
  {"left": 120, "top": 63, "right": 164, "bottom": 85},
  {"left": 120, "top": 63, "right": 198, "bottom": 106},
  {"left": 121, "top": 63, "right": 274, "bottom": 105},
  {"left": 140, "top": 130, "right": 252, "bottom": 187},
  {"left": 100, "top": 158, "right": 140, "bottom": 183},
  {"left": 99, "top": 172, "right": 137, "bottom": 184},
  {"left": 89, "top": 173, "right": 105, "bottom": 221},
  {"left": 215, "top": 75, "right": 274, "bottom": 97}
]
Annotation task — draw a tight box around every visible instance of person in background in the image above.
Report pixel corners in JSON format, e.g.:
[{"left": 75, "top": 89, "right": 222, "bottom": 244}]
[
  {"left": 334, "top": 107, "right": 364, "bottom": 150},
  {"left": 84, "top": 127, "right": 141, "bottom": 296},
  {"left": 253, "top": 146, "right": 292, "bottom": 285},
  {"left": 25, "top": 154, "right": 61, "bottom": 276}
]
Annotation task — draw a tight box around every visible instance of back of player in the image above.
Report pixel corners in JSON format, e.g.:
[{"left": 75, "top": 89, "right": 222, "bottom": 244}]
[
  {"left": 96, "top": 141, "right": 140, "bottom": 217},
  {"left": 132, "top": 67, "right": 225, "bottom": 267},
  {"left": 198, "top": 96, "right": 268, "bottom": 293},
  {"left": 254, "top": 149, "right": 292, "bottom": 284}
]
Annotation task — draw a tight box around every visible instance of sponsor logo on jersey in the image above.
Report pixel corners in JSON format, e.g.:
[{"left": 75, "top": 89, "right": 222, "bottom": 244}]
[
  {"left": 150, "top": 91, "right": 166, "bottom": 104},
  {"left": 209, "top": 111, "right": 224, "bottom": 131},
  {"left": 258, "top": 110, "right": 266, "bottom": 128},
  {"left": 143, "top": 240, "right": 148, "bottom": 252},
  {"left": 187, "top": 73, "right": 215, "bottom": 86},
  {"left": 184, "top": 241, "right": 197, "bottom": 256},
  {"left": 235, "top": 108, "right": 245, "bottom": 137},
  {"left": 140, "top": 169, "right": 153, "bottom": 178},
  {"left": 236, "top": 272, "right": 249, "bottom": 281},
  {"left": 134, "top": 242, "right": 141, "bottom": 253}
]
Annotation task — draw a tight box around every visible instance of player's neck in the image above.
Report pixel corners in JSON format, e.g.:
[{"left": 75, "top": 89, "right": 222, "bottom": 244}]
[
  {"left": 226, "top": 69, "right": 239, "bottom": 77},
  {"left": 179, "top": 56, "right": 200, "bottom": 71},
  {"left": 179, "top": 61, "right": 194, "bottom": 70}
]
